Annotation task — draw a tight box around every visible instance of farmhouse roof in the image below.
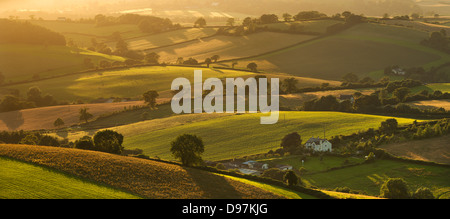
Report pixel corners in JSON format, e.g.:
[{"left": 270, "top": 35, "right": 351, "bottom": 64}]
[{"left": 306, "top": 137, "right": 328, "bottom": 144}]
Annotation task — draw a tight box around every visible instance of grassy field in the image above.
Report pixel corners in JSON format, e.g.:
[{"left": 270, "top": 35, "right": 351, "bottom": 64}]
[
  {"left": 405, "top": 99, "right": 450, "bottom": 111},
  {"left": 410, "top": 83, "right": 450, "bottom": 94},
  {"left": 302, "top": 159, "right": 450, "bottom": 198},
  {"left": 0, "top": 66, "right": 254, "bottom": 102},
  {"left": 147, "top": 32, "right": 316, "bottom": 63},
  {"left": 72, "top": 111, "right": 423, "bottom": 161},
  {"left": 0, "top": 157, "right": 140, "bottom": 199},
  {"left": 221, "top": 23, "right": 449, "bottom": 81},
  {"left": 0, "top": 44, "right": 125, "bottom": 83},
  {"left": 0, "top": 144, "right": 290, "bottom": 199}
]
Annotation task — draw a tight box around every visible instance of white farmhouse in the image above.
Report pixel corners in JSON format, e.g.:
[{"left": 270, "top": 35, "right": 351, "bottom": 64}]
[{"left": 305, "top": 137, "right": 332, "bottom": 152}]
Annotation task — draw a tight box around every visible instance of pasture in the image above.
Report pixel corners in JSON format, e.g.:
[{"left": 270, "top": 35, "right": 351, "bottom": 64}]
[
  {"left": 105, "top": 111, "right": 422, "bottom": 161},
  {"left": 222, "top": 23, "right": 449, "bottom": 81},
  {"left": 302, "top": 159, "right": 450, "bottom": 198},
  {"left": 0, "top": 156, "right": 140, "bottom": 199},
  {"left": 147, "top": 32, "right": 316, "bottom": 63},
  {"left": 0, "top": 66, "right": 253, "bottom": 102},
  {"left": 0, "top": 44, "right": 125, "bottom": 83},
  {"left": 0, "top": 144, "right": 287, "bottom": 199}
]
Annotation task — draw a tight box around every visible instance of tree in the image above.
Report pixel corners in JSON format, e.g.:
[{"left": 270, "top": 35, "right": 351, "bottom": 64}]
[
  {"left": 281, "top": 132, "right": 302, "bottom": 152},
  {"left": 38, "top": 135, "right": 60, "bottom": 146},
  {"left": 282, "top": 13, "right": 292, "bottom": 22},
  {"left": 226, "top": 18, "right": 235, "bottom": 27},
  {"left": 53, "top": 118, "right": 65, "bottom": 128},
  {"left": 380, "top": 178, "right": 410, "bottom": 199},
  {"left": 260, "top": 14, "right": 278, "bottom": 24},
  {"left": 393, "top": 87, "right": 411, "bottom": 102},
  {"left": 247, "top": 62, "right": 258, "bottom": 72},
  {"left": 211, "top": 55, "right": 220, "bottom": 63},
  {"left": 283, "top": 170, "right": 299, "bottom": 186},
  {"left": 205, "top": 58, "right": 212, "bottom": 68},
  {"left": 342, "top": 73, "right": 359, "bottom": 83},
  {"left": 75, "top": 136, "right": 95, "bottom": 150},
  {"left": 115, "top": 38, "right": 128, "bottom": 55},
  {"left": 143, "top": 90, "right": 159, "bottom": 109},
  {"left": 93, "top": 130, "right": 124, "bottom": 154},
  {"left": 412, "top": 187, "right": 435, "bottom": 199},
  {"left": 79, "top": 107, "right": 93, "bottom": 123},
  {"left": 27, "top": 86, "right": 42, "bottom": 105},
  {"left": 194, "top": 17, "right": 207, "bottom": 28},
  {"left": 20, "top": 134, "right": 38, "bottom": 145},
  {"left": 380, "top": 118, "right": 398, "bottom": 135},
  {"left": 282, "top": 77, "right": 298, "bottom": 94},
  {"left": 170, "top": 134, "right": 205, "bottom": 167},
  {"left": 144, "top": 52, "right": 160, "bottom": 64}
]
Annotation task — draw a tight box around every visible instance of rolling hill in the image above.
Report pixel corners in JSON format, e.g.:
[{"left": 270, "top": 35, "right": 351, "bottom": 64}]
[
  {"left": 0, "top": 156, "right": 140, "bottom": 199},
  {"left": 60, "top": 111, "right": 422, "bottom": 161},
  {"left": 0, "top": 66, "right": 254, "bottom": 103},
  {"left": 0, "top": 44, "right": 125, "bottom": 83},
  {"left": 0, "top": 144, "right": 303, "bottom": 199},
  {"left": 219, "top": 23, "right": 450, "bottom": 81}
]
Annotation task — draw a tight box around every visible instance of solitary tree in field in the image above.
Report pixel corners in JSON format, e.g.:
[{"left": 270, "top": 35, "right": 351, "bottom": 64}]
[
  {"left": 79, "top": 107, "right": 93, "bottom": 124},
  {"left": 205, "top": 58, "right": 212, "bottom": 68},
  {"left": 247, "top": 62, "right": 258, "bottom": 72},
  {"left": 283, "top": 170, "right": 299, "bottom": 186},
  {"left": 231, "top": 61, "right": 238, "bottom": 69},
  {"left": 143, "top": 90, "right": 159, "bottom": 109},
  {"left": 194, "top": 17, "right": 207, "bottom": 28},
  {"left": 282, "top": 77, "right": 298, "bottom": 94},
  {"left": 170, "top": 134, "right": 205, "bottom": 167},
  {"left": 53, "top": 118, "right": 65, "bottom": 128},
  {"left": 211, "top": 55, "right": 220, "bottom": 63}
]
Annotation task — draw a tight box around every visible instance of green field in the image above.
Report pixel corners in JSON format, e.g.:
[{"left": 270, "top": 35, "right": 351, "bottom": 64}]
[
  {"left": 1, "top": 66, "right": 253, "bottom": 102},
  {"left": 302, "top": 159, "right": 450, "bottom": 198},
  {"left": 223, "top": 23, "right": 450, "bottom": 81},
  {"left": 410, "top": 83, "right": 450, "bottom": 94},
  {"left": 0, "top": 157, "right": 140, "bottom": 199},
  {"left": 92, "top": 111, "right": 422, "bottom": 161},
  {"left": 0, "top": 44, "right": 125, "bottom": 83}
]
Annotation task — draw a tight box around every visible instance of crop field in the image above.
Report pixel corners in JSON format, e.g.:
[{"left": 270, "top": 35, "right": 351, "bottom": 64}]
[
  {"left": 98, "top": 111, "right": 422, "bottom": 161},
  {"left": 0, "top": 157, "right": 140, "bottom": 199},
  {"left": 379, "top": 134, "right": 450, "bottom": 165},
  {"left": 1, "top": 66, "right": 253, "bottom": 102},
  {"left": 0, "top": 101, "right": 146, "bottom": 131},
  {"left": 223, "top": 23, "right": 450, "bottom": 81},
  {"left": 301, "top": 159, "right": 450, "bottom": 198},
  {"left": 405, "top": 99, "right": 450, "bottom": 111},
  {"left": 0, "top": 144, "right": 287, "bottom": 199},
  {"left": 120, "top": 28, "right": 219, "bottom": 51},
  {"left": 0, "top": 44, "right": 125, "bottom": 82},
  {"left": 147, "top": 32, "right": 317, "bottom": 63}
]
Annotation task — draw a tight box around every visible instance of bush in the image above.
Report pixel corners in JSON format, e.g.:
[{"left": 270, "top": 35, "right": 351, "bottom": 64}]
[
  {"left": 412, "top": 187, "right": 435, "bottom": 199},
  {"left": 380, "top": 178, "right": 410, "bottom": 199}
]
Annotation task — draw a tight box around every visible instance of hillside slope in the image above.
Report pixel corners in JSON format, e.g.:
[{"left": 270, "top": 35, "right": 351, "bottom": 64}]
[{"left": 0, "top": 144, "right": 287, "bottom": 199}]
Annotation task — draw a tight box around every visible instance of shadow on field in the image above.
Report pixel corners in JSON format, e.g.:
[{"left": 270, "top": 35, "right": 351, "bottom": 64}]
[
  {"left": 183, "top": 167, "right": 244, "bottom": 199},
  {"left": 0, "top": 110, "right": 24, "bottom": 131}
]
